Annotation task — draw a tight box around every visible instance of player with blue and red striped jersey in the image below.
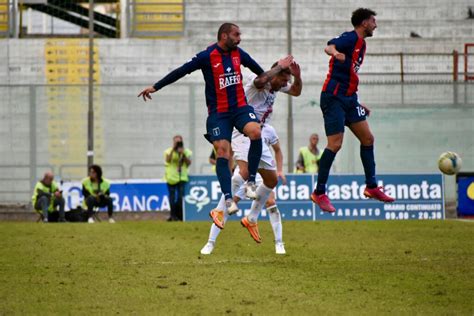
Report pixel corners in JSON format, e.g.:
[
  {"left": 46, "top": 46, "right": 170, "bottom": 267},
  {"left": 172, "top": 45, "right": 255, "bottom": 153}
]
[
  {"left": 311, "top": 8, "right": 395, "bottom": 213},
  {"left": 138, "top": 23, "right": 294, "bottom": 214}
]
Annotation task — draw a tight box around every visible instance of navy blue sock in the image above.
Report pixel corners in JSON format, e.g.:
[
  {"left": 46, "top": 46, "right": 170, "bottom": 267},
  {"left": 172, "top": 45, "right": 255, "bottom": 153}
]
[
  {"left": 315, "top": 148, "right": 337, "bottom": 195},
  {"left": 360, "top": 145, "right": 377, "bottom": 188},
  {"left": 216, "top": 158, "right": 232, "bottom": 200},
  {"left": 247, "top": 138, "right": 262, "bottom": 183}
]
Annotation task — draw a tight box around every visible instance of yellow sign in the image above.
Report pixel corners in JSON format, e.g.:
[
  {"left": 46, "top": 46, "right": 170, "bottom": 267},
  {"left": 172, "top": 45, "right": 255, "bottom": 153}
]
[
  {"left": 45, "top": 39, "right": 104, "bottom": 179},
  {"left": 0, "top": 0, "right": 8, "bottom": 34},
  {"left": 134, "top": 0, "right": 184, "bottom": 36}
]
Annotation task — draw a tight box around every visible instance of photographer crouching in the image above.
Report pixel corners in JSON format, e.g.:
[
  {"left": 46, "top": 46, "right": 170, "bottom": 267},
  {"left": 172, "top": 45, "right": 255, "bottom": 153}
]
[
  {"left": 82, "top": 164, "right": 115, "bottom": 224},
  {"left": 164, "top": 135, "right": 192, "bottom": 221}
]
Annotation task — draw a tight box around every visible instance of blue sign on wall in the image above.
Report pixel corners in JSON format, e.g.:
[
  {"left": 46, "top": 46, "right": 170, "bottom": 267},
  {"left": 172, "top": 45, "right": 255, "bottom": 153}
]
[
  {"left": 62, "top": 180, "right": 170, "bottom": 211},
  {"left": 316, "top": 174, "right": 444, "bottom": 220},
  {"left": 183, "top": 174, "right": 315, "bottom": 221},
  {"left": 456, "top": 173, "right": 474, "bottom": 217},
  {"left": 183, "top": 174, "right": 445, "bottom": 221}
]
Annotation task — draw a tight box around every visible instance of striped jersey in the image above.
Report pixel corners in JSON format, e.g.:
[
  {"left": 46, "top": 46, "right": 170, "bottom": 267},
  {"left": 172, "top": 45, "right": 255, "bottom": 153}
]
[
  {"left": 322, "top": 30, "right": 366, "bottom": 96},
  {"left": 153, "top": 43, "right": 264, "bottom": 114}
]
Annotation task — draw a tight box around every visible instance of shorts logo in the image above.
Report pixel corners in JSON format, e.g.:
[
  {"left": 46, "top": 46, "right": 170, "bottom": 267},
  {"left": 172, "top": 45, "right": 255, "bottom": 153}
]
[
  {"left": 249, "top": 113, "right": 256, "bottom": 119},
  {"left": 212, "top": 127, "right": 220, "bottom": 136}
]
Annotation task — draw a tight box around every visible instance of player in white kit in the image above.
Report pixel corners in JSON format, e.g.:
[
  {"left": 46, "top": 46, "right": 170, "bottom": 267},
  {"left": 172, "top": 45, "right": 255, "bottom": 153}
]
[{"left": 201, "top": 61, "right": 302, "bottom": 254}]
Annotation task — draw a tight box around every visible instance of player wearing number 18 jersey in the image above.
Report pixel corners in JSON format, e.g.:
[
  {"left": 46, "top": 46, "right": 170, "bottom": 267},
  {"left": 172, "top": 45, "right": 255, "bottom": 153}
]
[{"left": 311, "top": 8, "right": 395, "bottom": 213}]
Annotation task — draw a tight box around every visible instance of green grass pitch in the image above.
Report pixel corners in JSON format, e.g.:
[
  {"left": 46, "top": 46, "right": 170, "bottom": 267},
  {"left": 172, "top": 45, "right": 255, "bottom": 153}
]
[{"left": 1, "top": 220, "right": 473, "bottom": 314}]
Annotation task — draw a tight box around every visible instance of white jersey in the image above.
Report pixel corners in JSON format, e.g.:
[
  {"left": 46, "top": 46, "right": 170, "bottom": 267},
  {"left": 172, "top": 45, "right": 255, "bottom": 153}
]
[
  {"left": 244, "top": 73, "right": 291, "bottom": 124},
  {"left": 261, "top": 124, "right": 279, "bottom": 147}
]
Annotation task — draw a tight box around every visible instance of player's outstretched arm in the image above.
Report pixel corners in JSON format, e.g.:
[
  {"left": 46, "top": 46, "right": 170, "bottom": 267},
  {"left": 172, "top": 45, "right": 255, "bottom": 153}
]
[
  {"left": 254, "top": 55, "right": 294, "bottom": 89},
  {"left": 325, "top": 45, "right": 345, "bottom": 62},
  {"left": 137, "top": 55, "right": 202, "bottom": 102}
]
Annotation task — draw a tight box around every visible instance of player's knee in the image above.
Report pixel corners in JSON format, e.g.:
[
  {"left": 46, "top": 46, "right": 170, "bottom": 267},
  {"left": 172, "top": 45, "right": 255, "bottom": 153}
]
[
  {"left": 245, "top": 124, "right": 261, "bottom": 140},
  {"left": 327, "top": 140, "right": 343, "bottom": 152},
  {"left": 327, "top": 134, "right": 343, "bottom": 152},
  {"left": 215, "top": 144, "right": 231, "bottom": 159},
  {"left": 361, "top": 134, "right": 375, "bottom": 146},
  {"left": 265, "top": 198, "right": 276, "bottom": 208},
  {"left": 263, "top": 176, "right": 278, "bottom": 188}
]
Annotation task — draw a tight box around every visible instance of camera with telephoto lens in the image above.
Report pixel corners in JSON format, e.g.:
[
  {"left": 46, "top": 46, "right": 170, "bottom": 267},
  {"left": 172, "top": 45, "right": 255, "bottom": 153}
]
[{"left": 175, "top": 141, "right": 184, "bottom": 150}]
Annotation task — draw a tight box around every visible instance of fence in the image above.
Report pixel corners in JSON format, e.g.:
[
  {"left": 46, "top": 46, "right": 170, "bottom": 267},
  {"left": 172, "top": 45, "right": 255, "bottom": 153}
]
[{"left": 1, "top": 81, "right": 473, "bottom": 204}]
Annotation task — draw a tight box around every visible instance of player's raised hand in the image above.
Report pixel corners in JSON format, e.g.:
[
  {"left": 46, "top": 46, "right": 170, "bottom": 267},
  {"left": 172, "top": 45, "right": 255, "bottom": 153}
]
[
  {"left": 289, "top": 62, "right": 301, "bottom": 77},
  {"left": 333, "top": 52, "right": 346, "bottom": 63},
  {"left": 277, "top": 55, "right": 294, "bottom": 69},
  {"left": 137, "top": 86, "right": 157, "bottom": 102}
]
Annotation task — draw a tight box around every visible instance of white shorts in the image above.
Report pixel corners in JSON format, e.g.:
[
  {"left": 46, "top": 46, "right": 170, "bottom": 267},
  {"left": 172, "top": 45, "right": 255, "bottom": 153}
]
[{"left": 231, "top": 126, "right": 277, "bottom": 171}]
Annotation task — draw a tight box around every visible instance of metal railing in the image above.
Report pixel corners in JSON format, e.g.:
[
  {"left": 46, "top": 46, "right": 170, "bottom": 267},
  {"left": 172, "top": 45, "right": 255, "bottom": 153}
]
[
  {"left": 1, "top": 79, "right": 473, "bottom": 203},
  {"left": 360, "top": 51, "right": 474, "bottom": 83}
]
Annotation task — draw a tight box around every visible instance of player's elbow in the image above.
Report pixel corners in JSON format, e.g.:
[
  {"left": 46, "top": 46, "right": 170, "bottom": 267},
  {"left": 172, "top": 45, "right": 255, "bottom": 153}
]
[{"left": 290, "top": 89, "right": 301, "bottom": 97}]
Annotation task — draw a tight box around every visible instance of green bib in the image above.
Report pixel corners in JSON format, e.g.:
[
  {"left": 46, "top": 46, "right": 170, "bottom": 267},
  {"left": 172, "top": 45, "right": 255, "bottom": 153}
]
[
  {"left": 32, "top": 180, "right": 59, "bottom": 211},
  {"left": 82, "top": 177, "right": 111, "bottom": 195},
  {"left": 164, "top": 147, "right": 192, "bottom": 184},
  {"left": 299, "top": 147, "right": 322, "bottom": 173}
]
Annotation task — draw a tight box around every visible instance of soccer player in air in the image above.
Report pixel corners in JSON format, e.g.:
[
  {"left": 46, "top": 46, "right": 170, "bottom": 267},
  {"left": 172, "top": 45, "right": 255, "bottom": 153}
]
[
  {"left": 138, "top": 23, "right": 294, "bottom": 214},
  {"left": 311, "top": 8, "right": 395, "bottom": 212},
  {"left": 201, "top": 61, "right": 302, "bottom": 255}
]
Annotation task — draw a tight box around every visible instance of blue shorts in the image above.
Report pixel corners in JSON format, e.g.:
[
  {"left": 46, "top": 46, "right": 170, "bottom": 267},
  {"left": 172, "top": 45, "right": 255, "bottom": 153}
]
[
  {"left": 205, "top": 105, "right": 260, "bottom": 142},
  {"left": 320, "top": 91, "right": 367, "bottom": 136}
]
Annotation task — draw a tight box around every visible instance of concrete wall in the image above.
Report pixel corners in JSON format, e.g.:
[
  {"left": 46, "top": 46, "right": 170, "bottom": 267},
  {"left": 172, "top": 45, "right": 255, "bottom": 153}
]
[{"left": 1, "top": 0, "right": 473, "bottom": 203}]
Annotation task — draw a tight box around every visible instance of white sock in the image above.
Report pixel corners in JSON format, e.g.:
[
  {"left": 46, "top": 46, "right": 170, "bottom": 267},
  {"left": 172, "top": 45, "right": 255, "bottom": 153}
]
[
  {"left": 268, "top": 205, "right": 283, "bottom": 243},
  {"left": 208, "top": 209, "right": 230, "bottom": 243},
  {"left": 231, "top": 172, "right": 245, "bottom": 195},
  {"left": 234, "top": 185, "right": 246, "bottom": 200},
  {"left": 209, "top": 173, "right": 244, "bottom": 244},
  {"left": 216, "top": 194, "right": 226, "bottom": 210},
  {"left": 247, "top": 183, "right": 273, "bottom": 223}
]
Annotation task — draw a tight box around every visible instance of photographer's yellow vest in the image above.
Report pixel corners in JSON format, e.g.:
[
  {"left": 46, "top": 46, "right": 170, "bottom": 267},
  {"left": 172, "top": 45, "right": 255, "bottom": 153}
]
[{"left": 164, "top": 147, "right": 192, "bottom": 184}]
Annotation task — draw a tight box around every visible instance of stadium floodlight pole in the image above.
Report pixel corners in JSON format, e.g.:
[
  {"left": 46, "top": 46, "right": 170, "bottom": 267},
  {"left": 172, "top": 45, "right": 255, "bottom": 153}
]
[
  {"left": 286, "top": 0, "right": 294, "bottom": 173},
  {"left": 87, "top": 0, "right": 94, "bottom": 169}
]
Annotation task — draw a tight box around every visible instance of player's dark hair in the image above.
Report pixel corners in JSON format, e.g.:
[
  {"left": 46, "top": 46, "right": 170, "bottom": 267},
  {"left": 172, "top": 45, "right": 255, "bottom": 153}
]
[
  {"left": 217, "top": 23, "right": 238, "bottom": 40},
  {"left": 351, "top": 8, "right": 376, "bottom": 27},
  {"left": 271, "top": 61, "right": 291, "bottom": 75}
]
